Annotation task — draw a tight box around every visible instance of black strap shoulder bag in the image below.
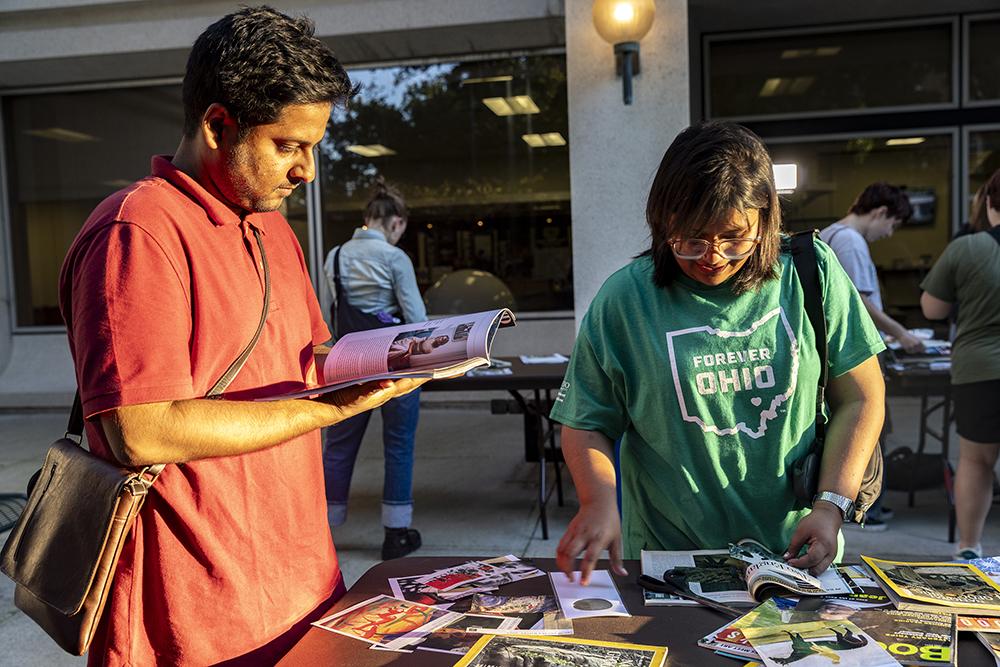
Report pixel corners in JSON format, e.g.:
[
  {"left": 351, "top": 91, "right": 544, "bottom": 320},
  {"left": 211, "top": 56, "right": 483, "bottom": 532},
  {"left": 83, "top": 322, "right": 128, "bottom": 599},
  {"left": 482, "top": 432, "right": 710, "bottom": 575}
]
[{"left": 788, "top": 230, "right": 883, "bottom": 524}]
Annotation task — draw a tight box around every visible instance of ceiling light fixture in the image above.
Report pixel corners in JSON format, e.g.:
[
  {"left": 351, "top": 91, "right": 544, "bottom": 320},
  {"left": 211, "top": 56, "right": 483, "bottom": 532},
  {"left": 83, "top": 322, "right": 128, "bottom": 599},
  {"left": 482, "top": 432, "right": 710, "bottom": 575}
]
[
  {"left": 885, "top": 137, "right": 926, "bottom": 146},
  {"left": 346, "top": 144, "right": 397, "bottom": 157},
  {"left": 24, "top": 127, "right": 99, "bottom": 142}
]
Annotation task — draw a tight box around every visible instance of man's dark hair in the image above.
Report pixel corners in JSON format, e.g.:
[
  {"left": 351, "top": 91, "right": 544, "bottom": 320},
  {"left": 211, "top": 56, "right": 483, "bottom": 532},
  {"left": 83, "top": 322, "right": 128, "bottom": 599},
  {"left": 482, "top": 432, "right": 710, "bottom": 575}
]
[
  {"left": 182, "top": 5, "right": 356, "bottom": 137},
  {"left": 645, "top": 121, "right": 781, "bottom": 295},
  {"left": 848, "top": 182, "right": 912, "bottom": 223}
]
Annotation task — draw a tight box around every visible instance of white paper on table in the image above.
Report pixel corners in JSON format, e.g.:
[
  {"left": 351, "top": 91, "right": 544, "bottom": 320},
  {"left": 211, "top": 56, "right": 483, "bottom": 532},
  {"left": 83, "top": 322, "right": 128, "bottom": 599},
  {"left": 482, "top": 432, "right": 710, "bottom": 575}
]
[
  {"left": 519, "top": 353, "right": 569, "bottom": 364},
  {"left": 548, "top": 571, "right": 630, "bottom": 620}
]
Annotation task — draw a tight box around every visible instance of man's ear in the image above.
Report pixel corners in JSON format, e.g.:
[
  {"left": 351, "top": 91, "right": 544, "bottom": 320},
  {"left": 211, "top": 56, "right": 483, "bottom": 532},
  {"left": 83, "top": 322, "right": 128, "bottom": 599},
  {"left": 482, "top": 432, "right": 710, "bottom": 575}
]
[
  {"left": 200, "top": 103, "right": 235, "bottom": 150},
  {"left": 871, "top": 205, "right": 889, "bottom": 221}
]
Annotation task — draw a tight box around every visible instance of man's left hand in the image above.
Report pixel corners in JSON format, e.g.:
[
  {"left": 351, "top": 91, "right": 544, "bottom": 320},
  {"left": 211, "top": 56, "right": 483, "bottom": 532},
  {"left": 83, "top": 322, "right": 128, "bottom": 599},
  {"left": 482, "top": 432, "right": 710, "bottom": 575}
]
[
  {"left": 315, "top": 377, "right": 427, "bottom": 423},
  {"left": 783, "top": 503, "right": 842, "bottom": 575}
]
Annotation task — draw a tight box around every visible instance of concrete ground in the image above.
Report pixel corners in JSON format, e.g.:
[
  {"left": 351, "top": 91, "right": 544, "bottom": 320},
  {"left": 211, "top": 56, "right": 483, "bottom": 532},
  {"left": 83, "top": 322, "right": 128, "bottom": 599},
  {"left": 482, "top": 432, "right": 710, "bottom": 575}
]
[{"left": 0, "top": 395, "right": 997, "bottom": 665}]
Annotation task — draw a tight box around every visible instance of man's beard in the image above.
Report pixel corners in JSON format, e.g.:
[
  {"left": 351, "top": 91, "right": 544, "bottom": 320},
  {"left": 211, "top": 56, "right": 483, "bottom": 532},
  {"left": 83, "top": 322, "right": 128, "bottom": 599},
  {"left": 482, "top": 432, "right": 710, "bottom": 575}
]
[{"left": 225, "top": 142, "right": 282, "bottom": 213}]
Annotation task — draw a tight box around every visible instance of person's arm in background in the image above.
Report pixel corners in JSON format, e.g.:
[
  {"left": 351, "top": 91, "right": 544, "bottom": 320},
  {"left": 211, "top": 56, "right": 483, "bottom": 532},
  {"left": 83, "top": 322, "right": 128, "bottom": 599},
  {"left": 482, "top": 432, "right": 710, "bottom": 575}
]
[
  {"left": 859, "top": 294, "right": 925, "bottom": 353},
  {"left": 392, "top": 251, "right": 427, "bottom": 324},
  {"left": 555, "top": 426, "right": 627, "bottom": 584},
  {"left": 784, "top": 355, "right": 885, "bottom": 575},
  {"left": 920, "top": 292, "right": 953, "bottom": 320}
]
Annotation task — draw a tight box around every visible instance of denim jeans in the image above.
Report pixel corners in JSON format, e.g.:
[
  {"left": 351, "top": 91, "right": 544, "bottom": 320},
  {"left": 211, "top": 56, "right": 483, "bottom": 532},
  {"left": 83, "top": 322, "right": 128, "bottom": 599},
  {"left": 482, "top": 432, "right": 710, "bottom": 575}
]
[{"left": 323, "top": 388, "right": 421, "bottom": 529}]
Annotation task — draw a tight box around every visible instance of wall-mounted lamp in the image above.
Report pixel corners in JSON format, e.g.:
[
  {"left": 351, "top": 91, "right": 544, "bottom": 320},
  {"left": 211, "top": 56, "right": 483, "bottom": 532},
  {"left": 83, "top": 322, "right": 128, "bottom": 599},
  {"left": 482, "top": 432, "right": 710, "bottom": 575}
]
[{"left": 592, "top": 0, "right": 655, "bottom": 105}]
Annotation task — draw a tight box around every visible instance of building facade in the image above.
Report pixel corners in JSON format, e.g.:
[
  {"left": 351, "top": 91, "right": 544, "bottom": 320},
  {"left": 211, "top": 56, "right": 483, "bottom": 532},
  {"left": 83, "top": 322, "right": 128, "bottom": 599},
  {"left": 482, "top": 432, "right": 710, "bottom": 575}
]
[{"left": 1, "top": 0, "right": 997, "bottom": 406}]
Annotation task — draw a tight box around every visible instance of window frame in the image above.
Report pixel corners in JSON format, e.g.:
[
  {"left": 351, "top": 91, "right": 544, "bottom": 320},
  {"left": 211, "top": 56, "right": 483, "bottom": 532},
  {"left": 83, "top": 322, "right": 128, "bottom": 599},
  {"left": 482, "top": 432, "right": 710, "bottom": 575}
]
[
  {"left": 962, "top": 11, "right": 1000, "bottom": 108},
  {"left": 765, "top": 126, "right": 961, "bottom": 237},
  {"left": 961, "top": 122, "right": 1000, "bottom": 225},
  {"left": 703, "top": 16, "right": 960, "bottom": 122}
]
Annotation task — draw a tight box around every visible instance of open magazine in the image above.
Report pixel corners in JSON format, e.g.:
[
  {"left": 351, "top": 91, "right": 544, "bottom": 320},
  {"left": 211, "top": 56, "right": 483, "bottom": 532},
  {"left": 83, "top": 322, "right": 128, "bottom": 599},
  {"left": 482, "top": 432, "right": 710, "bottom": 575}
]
[
  {"left": 263, "top": 308, "right": 515, "bottom": 400},
  {"left": 649, "top": 538, "right": 852, "bottom": 606}
]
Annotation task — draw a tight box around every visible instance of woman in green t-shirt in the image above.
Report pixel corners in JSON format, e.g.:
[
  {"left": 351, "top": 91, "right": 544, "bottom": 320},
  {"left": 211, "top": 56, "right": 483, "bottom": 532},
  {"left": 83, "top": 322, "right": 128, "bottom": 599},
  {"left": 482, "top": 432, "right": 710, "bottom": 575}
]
[{"left": 550, "top": 122, "right": 887, "bottom": 584}]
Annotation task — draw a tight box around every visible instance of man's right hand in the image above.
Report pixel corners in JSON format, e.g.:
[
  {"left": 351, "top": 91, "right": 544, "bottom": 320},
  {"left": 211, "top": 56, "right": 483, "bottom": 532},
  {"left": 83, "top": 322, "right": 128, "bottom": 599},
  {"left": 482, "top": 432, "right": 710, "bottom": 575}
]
[
  {"left": 316, "top": 377, "right": 427, "bottom": 423},
  {"left": 555, "top": 499, "right": 627, "bottom": 585}
]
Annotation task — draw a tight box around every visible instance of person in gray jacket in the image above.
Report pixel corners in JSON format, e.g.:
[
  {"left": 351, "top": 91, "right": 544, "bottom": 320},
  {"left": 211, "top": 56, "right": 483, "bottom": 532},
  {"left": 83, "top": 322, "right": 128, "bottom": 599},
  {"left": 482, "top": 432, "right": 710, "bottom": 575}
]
[{"left": 322, "top": 178, "right": 426, "bottom": 559}]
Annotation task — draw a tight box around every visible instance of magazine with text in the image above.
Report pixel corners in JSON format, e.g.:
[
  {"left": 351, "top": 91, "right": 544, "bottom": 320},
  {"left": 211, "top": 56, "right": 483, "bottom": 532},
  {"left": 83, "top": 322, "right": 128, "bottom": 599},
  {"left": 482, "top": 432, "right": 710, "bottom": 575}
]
[
  {"left": 263, "top": 308, "right": 515, "bottom": 400},
  {"left": 862, "top": 556, "right": 1000, "bottom": 616},
  {"left": 652, "top": 538, "right": 851, "bottom": 606},
  {"left": 452, "top": 634, "right": 667, "bottom": 667}
]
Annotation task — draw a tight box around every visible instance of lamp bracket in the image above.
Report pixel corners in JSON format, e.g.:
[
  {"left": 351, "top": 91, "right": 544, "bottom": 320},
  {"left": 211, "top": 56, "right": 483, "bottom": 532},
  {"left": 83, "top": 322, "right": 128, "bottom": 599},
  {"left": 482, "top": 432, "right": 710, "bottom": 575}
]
[{"left": 614, "top": 41, "right": 640, "bottom": 77}]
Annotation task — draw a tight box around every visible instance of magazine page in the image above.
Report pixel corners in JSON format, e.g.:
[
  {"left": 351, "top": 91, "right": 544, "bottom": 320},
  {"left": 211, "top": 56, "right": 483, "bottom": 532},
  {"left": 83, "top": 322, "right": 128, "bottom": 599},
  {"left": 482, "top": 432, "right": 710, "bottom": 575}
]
[
  {"left": 741, "top": 619, "right": 900, "bottom": 667},
  {"left": 862, "top": 556, "right": 1000, "bottom": 612},
  {"left": 641, "top": 548, "right": 731, "bottom": 606},
  {"left": 730, "top": 539, "right": 852, "bottom": 600},
  {"left": 259, "top": 308, "right": 515, "bottom": 400},
  {"left": 452, "top": 634, "right": 667, "bottom": 667},
  {"left": 976, "top": 632, "right": 1000, "bottom": 665},
  {"left": 324, "top": 308, "right": 515, "bottom": 386}
]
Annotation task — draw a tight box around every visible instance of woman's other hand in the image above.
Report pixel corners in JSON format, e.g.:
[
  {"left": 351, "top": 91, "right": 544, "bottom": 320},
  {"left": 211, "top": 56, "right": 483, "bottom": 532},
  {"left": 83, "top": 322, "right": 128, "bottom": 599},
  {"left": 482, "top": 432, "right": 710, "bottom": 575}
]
[
  {"left": 556, "top": 499, "right": 627, "bottom": 585},
  {"left": 783, "top": 502, "right": 842, "bottom": 575}
]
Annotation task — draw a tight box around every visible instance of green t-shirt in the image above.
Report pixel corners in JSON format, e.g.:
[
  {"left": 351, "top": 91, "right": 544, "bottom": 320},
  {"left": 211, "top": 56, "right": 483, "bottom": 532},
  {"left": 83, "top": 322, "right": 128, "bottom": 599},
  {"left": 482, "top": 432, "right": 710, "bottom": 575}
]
[
  {"left": 920, "top": 231, "right": 1000, "bottom": 385},
  {"left": 550, "top": 240, "right": 884, "bottom": 559}
]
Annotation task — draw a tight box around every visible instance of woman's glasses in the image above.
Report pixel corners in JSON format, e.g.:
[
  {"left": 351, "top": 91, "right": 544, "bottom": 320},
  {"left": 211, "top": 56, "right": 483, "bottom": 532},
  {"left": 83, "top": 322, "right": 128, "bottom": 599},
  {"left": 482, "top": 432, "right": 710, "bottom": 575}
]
[{"left": 670, "top": 236, "right": 761, "bottom": 261}]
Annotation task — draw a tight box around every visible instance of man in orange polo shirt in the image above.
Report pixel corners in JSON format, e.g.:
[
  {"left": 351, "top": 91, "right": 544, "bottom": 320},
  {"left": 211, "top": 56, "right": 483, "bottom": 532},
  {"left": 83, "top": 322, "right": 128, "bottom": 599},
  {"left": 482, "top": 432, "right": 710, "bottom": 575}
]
[{"left": 58, "top": 7, "right": 423, "bottom": 665}]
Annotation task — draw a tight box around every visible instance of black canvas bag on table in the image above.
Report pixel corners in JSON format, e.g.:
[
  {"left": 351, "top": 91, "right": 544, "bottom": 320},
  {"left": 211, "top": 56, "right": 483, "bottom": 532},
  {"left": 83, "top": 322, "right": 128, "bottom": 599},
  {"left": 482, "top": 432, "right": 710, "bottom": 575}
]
[
  {"left": 788, "top": 230, "right": 884, "bottom": 524},
  {"left": 330, "top": 244, "right": 400, "bottom": 337},
  {"left": 0, "top": 227, "right": 272, "bottom": 655}
]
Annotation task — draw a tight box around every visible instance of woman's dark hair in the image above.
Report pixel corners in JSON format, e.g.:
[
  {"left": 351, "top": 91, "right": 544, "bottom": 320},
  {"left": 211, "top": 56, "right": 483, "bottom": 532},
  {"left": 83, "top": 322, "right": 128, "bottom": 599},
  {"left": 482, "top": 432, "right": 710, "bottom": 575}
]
[
  {"left": 182, "top": 5, "right": 357, "bottom": 137},
  {"left": 365, "top": 176, "right": 407, "bottom": 223},
  {"left": 969, "top": 184, "right": 991, "bottom": 233},
  {"left": 848, "top": 182, "right": 912, "bottom": 223},
  {"left": 645, "top": 121, "right": 781, "bottom": 294},
  {"left": 983, "top": 168, "right": 1000, "bottom": 222}
]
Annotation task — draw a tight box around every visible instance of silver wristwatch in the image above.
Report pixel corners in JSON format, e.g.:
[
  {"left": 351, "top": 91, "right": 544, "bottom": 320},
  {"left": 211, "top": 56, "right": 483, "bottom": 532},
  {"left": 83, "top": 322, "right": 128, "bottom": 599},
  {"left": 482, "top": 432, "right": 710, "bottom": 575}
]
[{"left": 813, "top": 491, "right": 854, "bottom": 522}]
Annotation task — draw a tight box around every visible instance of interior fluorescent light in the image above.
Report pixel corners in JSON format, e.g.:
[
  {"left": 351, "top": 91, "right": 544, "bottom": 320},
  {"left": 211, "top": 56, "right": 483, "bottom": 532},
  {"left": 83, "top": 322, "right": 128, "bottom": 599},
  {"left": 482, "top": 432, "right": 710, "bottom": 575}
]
[
  {"left": 787, "top": 76, "right": 815, "bottom": 96},
  {"left": 816, "top": 46, "right": 842, "bottom": 56},
  {"left": 24, "top": 127, "right": 99, "bottom": 142},
  {"left": 781, "top": 46, "right": 841, "bottom": 59},
  {"left": 508, "top": 95, "right": 540, "bottom": 114},
  {"left": 758, "top": 78, "right": 783, "bottom": 97},
  {"left": 540, "top": 132, "right": 566, "bottom": 146},
  {"left": 522, "top": 134, "right": 546, "bottom": 148},
  {"left": 885, "top": 137, "right": 926, "bottom": 146},
  {"left": 773, "top": 163, "right": 798, "bottom": 192},
  {"left": 522, "top": 132, "right": 567, "bottom": 148},
  {"left": 346, "top": 144, "right": 396, "bottom": 157},
  {"left": 483, "top": 97, "right": 515, "bottom": 116},
  {"left": 460, "top": 75, "right": 514, "bottom": 86}
]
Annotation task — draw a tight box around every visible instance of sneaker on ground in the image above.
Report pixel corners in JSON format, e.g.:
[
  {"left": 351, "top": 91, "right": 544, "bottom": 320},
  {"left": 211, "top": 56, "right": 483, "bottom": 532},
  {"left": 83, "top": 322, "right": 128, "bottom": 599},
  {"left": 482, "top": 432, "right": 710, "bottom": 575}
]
[
  {"left": 954, "top": 547, "right": 982, "bottom": 560},
  {"left": 382, "top": 527, "right": 422, "bottom": 560},
  {"left": 878, "top": 506, "right": 894, "bottom": 521}
]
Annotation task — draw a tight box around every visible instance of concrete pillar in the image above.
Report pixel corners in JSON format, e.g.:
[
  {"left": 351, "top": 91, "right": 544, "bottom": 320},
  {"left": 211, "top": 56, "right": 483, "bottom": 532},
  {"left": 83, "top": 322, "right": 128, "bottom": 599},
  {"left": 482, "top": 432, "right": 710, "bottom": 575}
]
[{"left": 565, "top": 0, "right": 689, "bottom": 328}]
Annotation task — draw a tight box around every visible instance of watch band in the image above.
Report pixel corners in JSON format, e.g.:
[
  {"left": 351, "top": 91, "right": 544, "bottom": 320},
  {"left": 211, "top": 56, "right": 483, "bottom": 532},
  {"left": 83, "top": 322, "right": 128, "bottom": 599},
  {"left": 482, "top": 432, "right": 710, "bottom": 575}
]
[{"left": 813, "top": 491, "right": 854, "bottom": 522}]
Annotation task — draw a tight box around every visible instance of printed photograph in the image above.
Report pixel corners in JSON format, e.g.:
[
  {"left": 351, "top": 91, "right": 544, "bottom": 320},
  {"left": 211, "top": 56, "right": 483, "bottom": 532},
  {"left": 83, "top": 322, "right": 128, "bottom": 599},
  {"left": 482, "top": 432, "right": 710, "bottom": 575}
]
[
  {"left": 312, "top": 595, "right": 452, "bottom": 647},
  {"left": 414, "top": 614, "right": 518, "bottom": 654},
  {"left": 742, "top": 620, "right": 899, "bottom": 667}
]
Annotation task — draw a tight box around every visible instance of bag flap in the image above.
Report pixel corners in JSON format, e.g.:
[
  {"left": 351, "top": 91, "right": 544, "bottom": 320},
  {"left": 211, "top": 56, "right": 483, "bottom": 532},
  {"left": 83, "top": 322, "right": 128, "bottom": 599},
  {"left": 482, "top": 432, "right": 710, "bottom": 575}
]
[{"left": 0, "top": 439, "right": 141, "bottom": 615}]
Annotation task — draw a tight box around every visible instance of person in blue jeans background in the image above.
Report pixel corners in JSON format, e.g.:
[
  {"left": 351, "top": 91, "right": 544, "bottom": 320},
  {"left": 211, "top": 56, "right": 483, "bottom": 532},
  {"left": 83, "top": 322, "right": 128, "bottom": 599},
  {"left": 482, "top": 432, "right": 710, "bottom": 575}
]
[{"left": 323, "top": 177, "right": 427, "bottom": 560}]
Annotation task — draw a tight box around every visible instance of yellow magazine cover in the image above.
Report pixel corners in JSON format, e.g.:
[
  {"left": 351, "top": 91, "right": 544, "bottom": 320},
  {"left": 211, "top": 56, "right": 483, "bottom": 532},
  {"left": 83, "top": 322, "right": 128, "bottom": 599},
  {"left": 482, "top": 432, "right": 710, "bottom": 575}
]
[
  {"left": 451, "top": 633, "right": 667, "bottom": 667},
  {"left": 862, "top": 556, "right": 1000, "bottom": 614}
]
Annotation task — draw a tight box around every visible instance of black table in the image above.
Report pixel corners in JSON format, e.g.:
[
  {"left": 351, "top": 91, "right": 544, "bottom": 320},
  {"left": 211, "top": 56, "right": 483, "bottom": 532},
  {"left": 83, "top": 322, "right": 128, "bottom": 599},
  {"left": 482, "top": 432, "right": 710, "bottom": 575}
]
[
  {"left": 278, "top": 556, "right": 995, "bottom": 666},
  {"left": 422, "top": 357, "right": 568, "bottom": 539},
  {"left": 884, "top": 364, "right": 955, "bottom": 541}
]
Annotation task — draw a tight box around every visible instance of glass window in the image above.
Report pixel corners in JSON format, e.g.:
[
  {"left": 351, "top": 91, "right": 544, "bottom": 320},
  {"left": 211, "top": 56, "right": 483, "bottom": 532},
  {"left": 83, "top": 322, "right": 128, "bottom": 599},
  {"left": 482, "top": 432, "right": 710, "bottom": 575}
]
[
  {"left": 968, "top": 17, "right": 1000, "bottom": 102},
  {"left": 708, "top": 22, "right": 954, "bottom": 119},
  {"left": 769, "top": 133, "right": 953, "bottom": 325},
  {"left": 319, "top": 54, "right": 571, "bottom": 313},
  {"left": 3, "top": 84, "right": 314, "bottom": 327},
  {"left": 968, "top": 128, "right": 1000, "bottom": 218},
  {"left": 4, "top": 85, "right": 183, "bottom": 327}
]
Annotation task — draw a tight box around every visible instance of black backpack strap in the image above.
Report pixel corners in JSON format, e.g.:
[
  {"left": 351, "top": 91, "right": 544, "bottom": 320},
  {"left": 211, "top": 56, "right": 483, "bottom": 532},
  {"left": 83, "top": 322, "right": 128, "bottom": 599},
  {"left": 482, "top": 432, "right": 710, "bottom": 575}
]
[
  {"left": 66, "top": 391, "right": 84, "bottom": 440},
  {"left": 988, "top": 225, "right": 1000, "bottom": 246},
  {"left": 790, "top": 230, "right": 828, "bottom": 445}
]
